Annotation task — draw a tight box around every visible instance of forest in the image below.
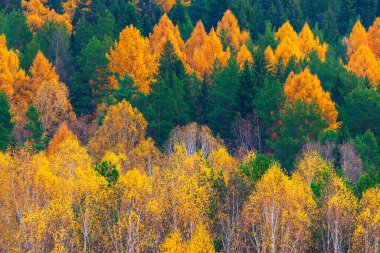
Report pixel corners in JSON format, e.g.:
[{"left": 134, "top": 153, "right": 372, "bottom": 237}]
[{"left": 0, "top": 0, "right": 380, "bottom": 252}]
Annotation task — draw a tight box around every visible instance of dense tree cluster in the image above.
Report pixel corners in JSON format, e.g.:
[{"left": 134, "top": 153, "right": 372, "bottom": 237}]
[{"left": 0, "top": 0, "right": 380, "bottom": 252}]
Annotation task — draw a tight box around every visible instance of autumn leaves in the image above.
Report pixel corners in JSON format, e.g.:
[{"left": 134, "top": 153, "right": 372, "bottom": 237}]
[{"left": 107, "top": 10, "right": 252, "bottom": 94}]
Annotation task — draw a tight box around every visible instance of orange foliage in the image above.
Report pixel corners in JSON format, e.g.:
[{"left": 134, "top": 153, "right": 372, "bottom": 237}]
[
  {"left": 21, "top": 0, "right": 73, "bottom": 32},
  {"left": 267, "top": 21, "right": 327, "bottom": 68},
  {"left": 29, "top": 51, "right": 59, "bottom": 96},
  {"left": 107, "top": 25, "right": 159, "bottom": 94},
  {"left": 186, "top": 20, "right": 208, "bottom": 69},
  {"left": 346, "top": 44, "right": 380, "bottom": 87},
  {"left": 367, "top": 18, "right": 380, "bottom": 59},
  {"left": 149, "top": 14, "right": 190, "bottom": 72},
  {"left": 284, "top": 68, "right": 339, "bottom": 129},
  {"left": 236, "top": 44, "right": 253, "bottom": 70},
  {"left": 346, "top": 20, "right": 368, "bottom": 58},
  {"left": 216, "top": 10, "right": 250, "bottom": 51},
  {"left": 47, "top": 122, "right": 77, "bottom": 154},
  {"left": 191, "top": 29, "right": 230, "bottom": 79}
]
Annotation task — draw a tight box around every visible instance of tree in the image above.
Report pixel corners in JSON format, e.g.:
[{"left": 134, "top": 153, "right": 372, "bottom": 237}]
[
  {"left": 33, "top": 79, "right": 75, "bottom": 135},
  {"left": 73, "top": 36, "right": 112, "bottom": 115},
  {"left": 88, "top": 100, "right": 147, "bottom": 158},
  {"left": 241, "top": 164, "right": 316, "bottom": 252},
  {"left": 21, "top": 0, "right": 73, "bottom": 32},
  {"left": 346, "top": 44, "right": 380, "bottom": 87},
  {"left": 236, "top": 44, "right": 253, "bottom": 70},
  {"left": 0, "top": 92, "right": 14, "bottom": 151},
  {"left": 24, "top": 104, "right": 49, "bottom": 150},
  {"left": 346, "top": 20, "right": 368, "bottom": 57},
  {"left": 29, "top": 51, "right": 59, "bottom": 98},
  {"left": 284, "top": 68, "right": 339, "bottom": 129},
  {"left": 367, "top": 17, "right": 380, "bottom": 59},
  {"left": 270, "top": 100, "right": 328, "bottom": 169},
  {"left": 107, "top": 25, "right": 159, "bottom": 94},
  {"left": 352, "top": 188, "right": 380, "bottom": 252},
  {"left": 216, "top": 10, "right": 250, "bottom": 51},
  {"left": 47, "top": 122, "right": 77, "bottom": 154},
  {"left": 149, "top": 14, "right": 190, "bottom": 72}
]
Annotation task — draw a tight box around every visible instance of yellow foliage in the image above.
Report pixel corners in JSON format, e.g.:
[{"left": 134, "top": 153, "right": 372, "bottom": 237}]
[
  {"left": 346, "top": 44, "right": 380, "bottom": 87},
  {"left": 33, "top": 79, "right": 76, "bottom": 135},
  {"left": 352, "top": 188, "right": 380, "bottom": 252},
  {"left": 284, "top": 68, "right": 339, "bottom": 129},
  {"left": 242, "top": 164, "right": 316, "bottom": 252},
  {"left": 236, "top": 44, "right": 253, "bottom": 70},
  {"left": 208, "top": 147, "right": 237, "bottom": 184},
  {"left": 160, "top": 231, "right": 185, "bottom": 253},
  {"left": 47, "top": 122, "right": 77, "bottom": 155},
  {"left": 88, "top": 100, "right": 147, "bottom": 159},
  {"left": 186, "top": 20, "right": 208, "bottom": 70},
  {"left": 107, "top": 25, "right": 159, "bottom": 94},
  {"left": 275, "top": 20, "right": 299, "bottom": 44}
]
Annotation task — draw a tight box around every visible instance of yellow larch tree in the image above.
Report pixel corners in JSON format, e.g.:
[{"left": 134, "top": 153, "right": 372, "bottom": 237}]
[
  {"left": 0, "top": 34, "right": 28, "bottom": 101},
  {"left": 149, "top": 14, "right": 190, "bottom": 72},
  {"left": 299, "top": 23, "right": 328, "bottom": 61},
  {"left": 33, "top": 79, "right": 76, "bottom": 135},
  {"left": 29, "top": 51, "right": 60, "bottom": 96},
  {"left": 346, "top": 44, "right": 380, "bottom": 87},
  {"left": 275, "top": 21, "right": 299, "bottom": 44},
  {"left": 367, "top": 17, "right": 380, "bottom": 59},
  {"left": 236, "top": 44, "right": 253, "bottom": 70},
  {"left": 352, "top": 188, "right": 380, "bottom": 253},
  {"left": 62, "top": 0, "right": 92, "bottom": 21},
  {"left": 346, "top": 20, "right": 368, "bottom": 58},
  {"left": 21, "top": 0, "right": 73, "bottom": 32},
  {"left": 274, "top": 36, "right": 302, "bottom": 66},
  {"left": 216, "top": 10, "right": 250, "bottom": 51},
  {"left": 186, "top": 20, "right": 208, "bottom": 70},
  {"left": 107, "top": 25, "right": 159, "bottom": 94},
  {"left": 156, "top": 0, "right": 191, "bottom": 13},
  {"left": 284, "top": 68, "right": 339, "bottom": 129},
  {"left": 88, "top": 100, "right": 148, "bottom": 159},
  {"left": 192, "top": 28, "right": 230, "bottom": 79},
  {"left": 241, "top": 164, "right": 316, "bottom": 252}
]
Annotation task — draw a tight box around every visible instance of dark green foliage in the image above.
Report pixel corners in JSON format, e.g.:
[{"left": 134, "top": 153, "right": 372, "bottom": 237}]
[
  {"left": 0, "top": 92, "right": 14, "bottom": 151},
  {"left": 71, "top": 36, "right": 112, "bottom": 115},
  {"left": 269, "top": 100, "right": 328, "bottom": 170},
  {"left": 340, "top": 86, "right": 380, "bottom": 139},
  {"left": 94, "top": 161, "right": 119, "bottom": 186},
  {"left": 354, "top": 130, "right": 380, "bottom": 169},
  {"left": 240, "top": 154, "right": 276, "bottom": 184},
  {"left": 24, "top": 104, "right": 49, "bottom": 151},
  {"left": 207, "top": 60, "right": 239, "bottom": 139},
  {"left": 0, "top": 10, "right": 32, "bottom": 51},
  {"left": 310, "top": 166, "right": 331, "bottom": 205},
  {"left": 139, "top": 42, "right": 191, "bottom": 145}
]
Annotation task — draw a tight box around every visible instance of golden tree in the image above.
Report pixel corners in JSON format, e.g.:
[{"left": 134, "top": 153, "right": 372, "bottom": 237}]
[
  {"left": 186, "top": 20, "right": 208, "bottom": 70},
  {"left": 216, "top": 10, "right": 250, "bottom": 51},
  {"left": 88, "top": 100, "right": 148, "bottom": 159},
  {"left": 33, "top": 79, "right": 75, "bottom": 135},
  {"left": 367, "top": 17, "right": 380, "bottom": 59},
  {"left": 284, "top": 68, "right": 339, "bottom": 129},
  {"left": 346, "top": 20, "right": 368, "bottom": 57},
  {"left": 107, "top": 25, "right": 159, "bottom": 94},
  {"left": 275, "top": 21, "right": 299, "bottom": 44},
  {"left": 191, "top": 28, "right": 230, "bottom": 79},
  {"left": 352, "top": 188, "right": 380, "bottom": 253},
  {"left": 21, "top": 0, "right": 72, "bottom": 32},
  {"left": 29, "top": 51, "right": 59, "bottom": 96},
  {"left": 241, "top": 164, "right": 316, "bottom": 252},
  {"left": 236, "top": 44, "right": 253, "bottom": 70},
  {"left": 149, "top": 14, "right": 190, "bottom": 72},
  {"left": 346, "top": 44, "right": 380, "bottom": 87}
]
